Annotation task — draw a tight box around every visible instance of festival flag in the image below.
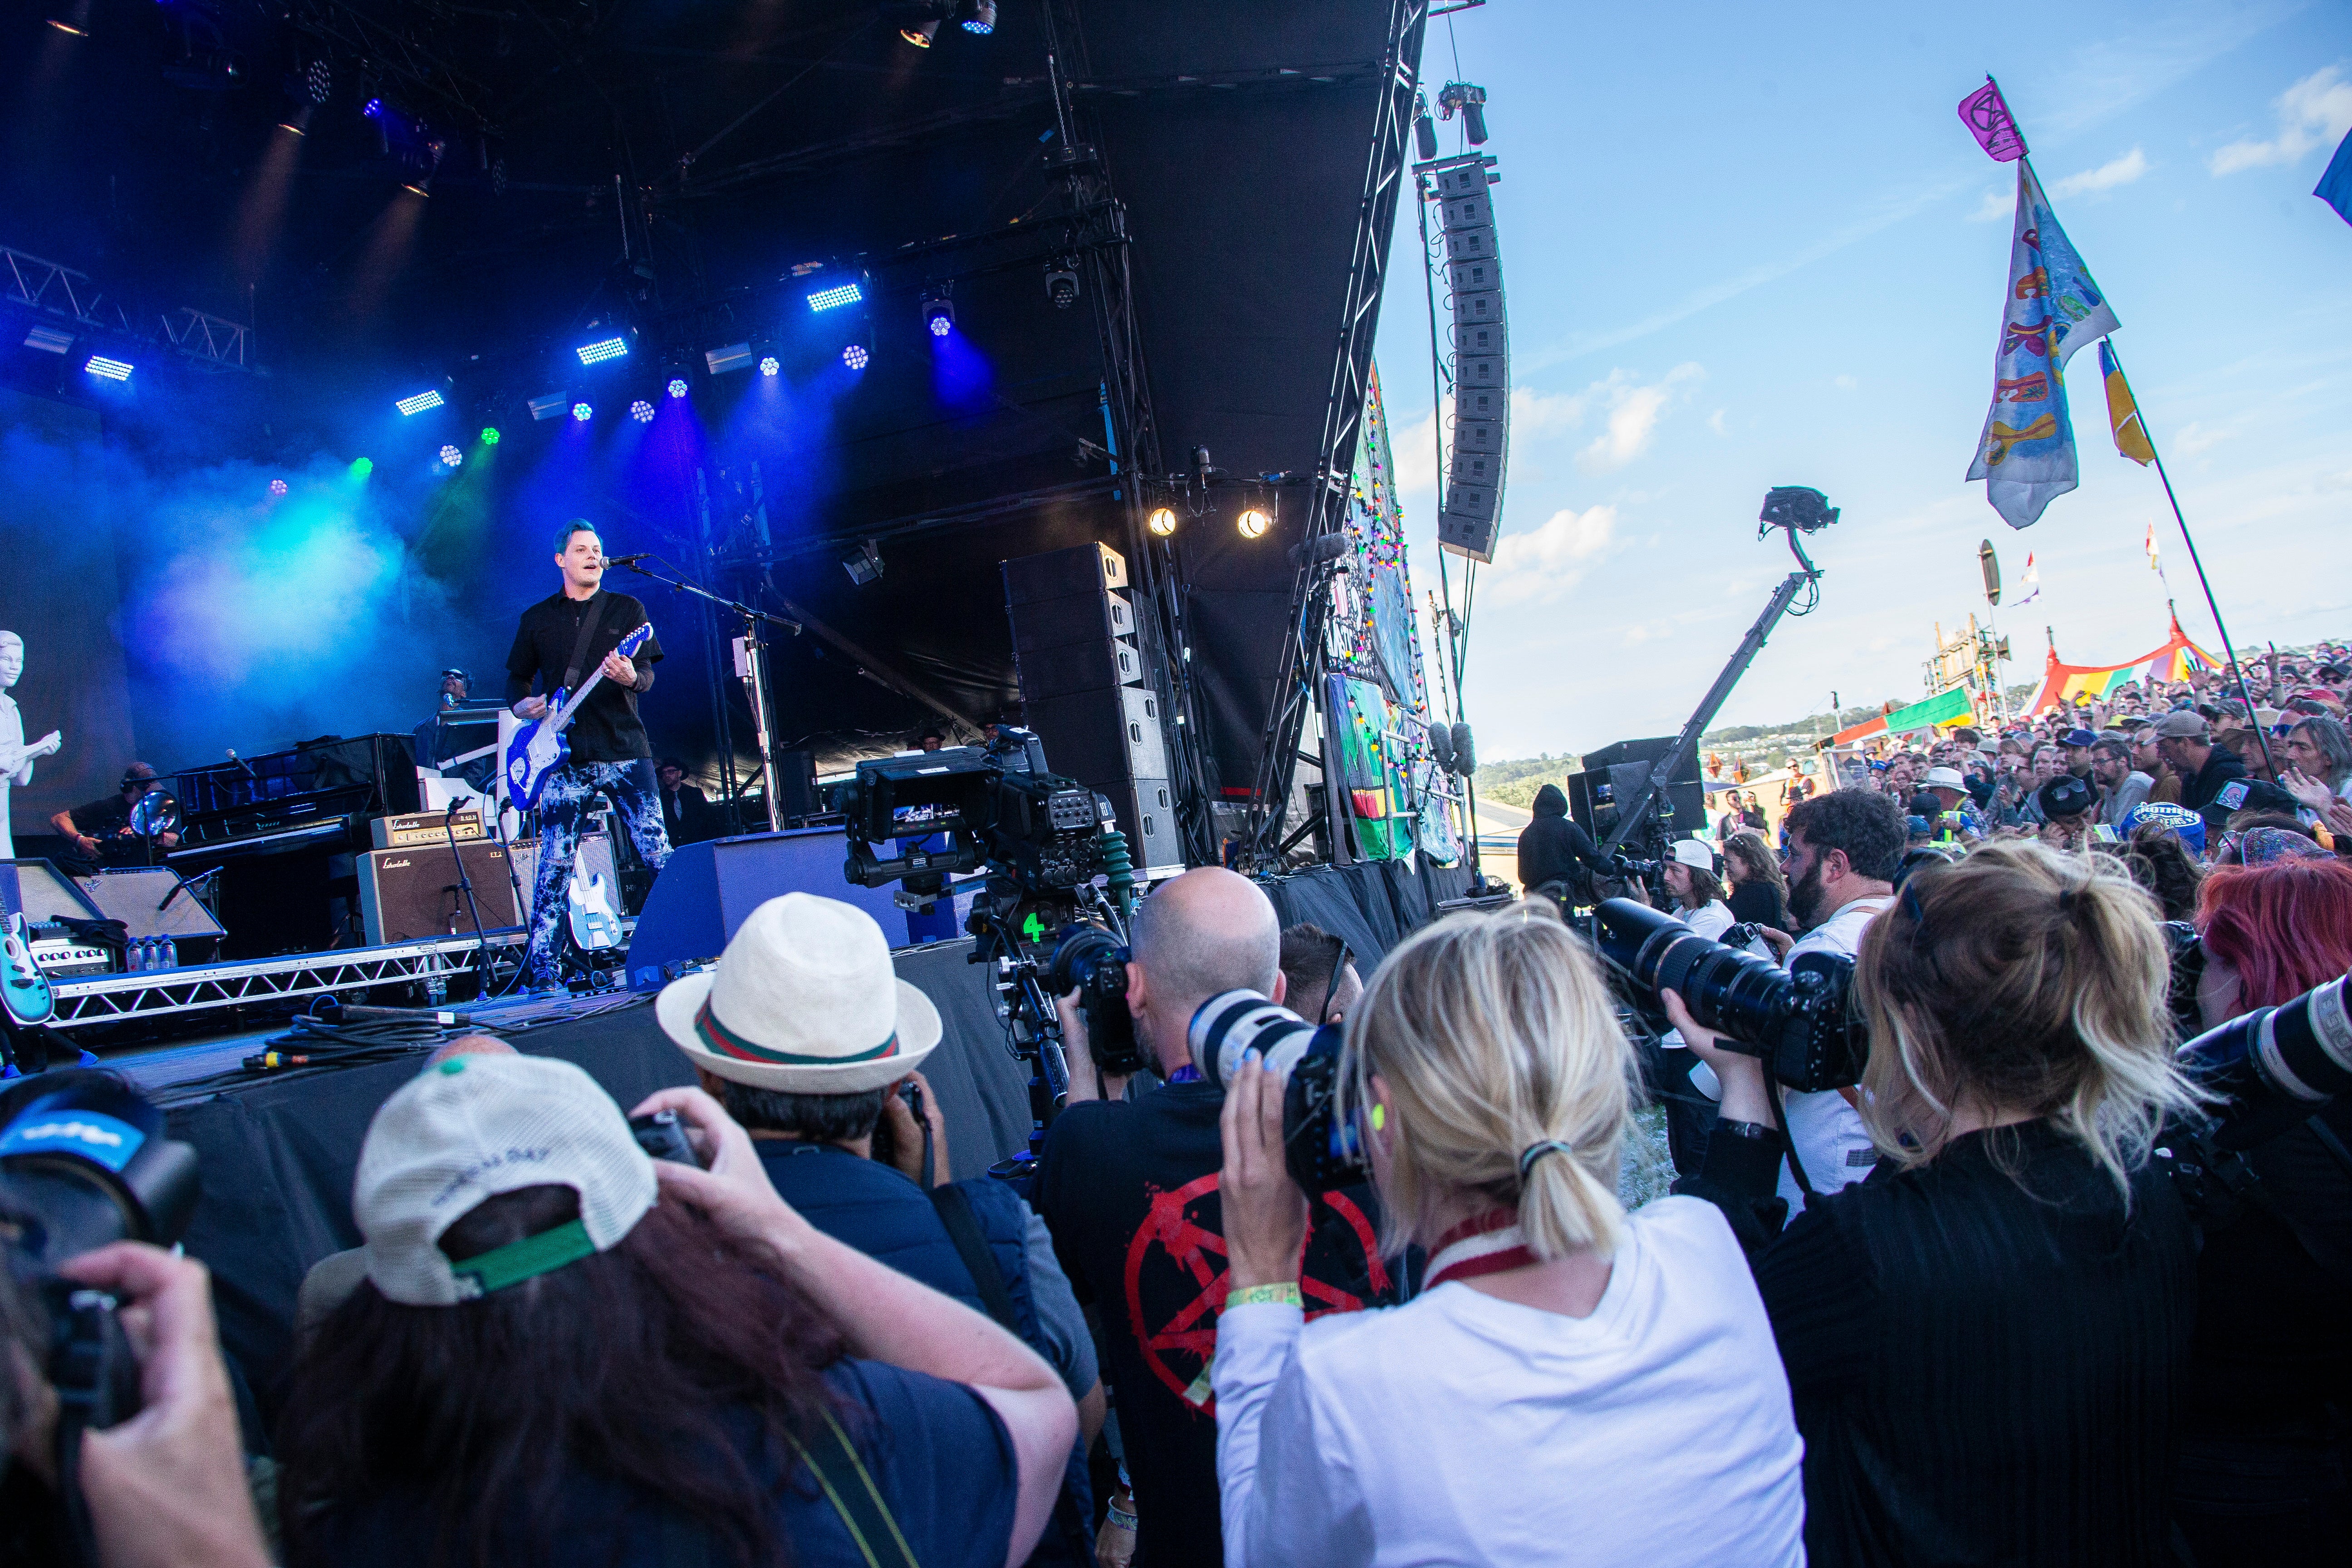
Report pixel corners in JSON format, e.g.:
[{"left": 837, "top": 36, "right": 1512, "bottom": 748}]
[
  {"left": 2015, "top": 552, "right": 2041, "bottom": 606},
  {"left": 1957, "top": 79, "right": 2028, "bottom": 162},
  {"left": 1964, "top": 156, "right": 2122, "bottom": 528},
  {"left": 2099, "top": 338, "right": 2156, "bottom": 465},
  {"left": 2318, "top": 124, "right": 2352, "bottom": 228}
]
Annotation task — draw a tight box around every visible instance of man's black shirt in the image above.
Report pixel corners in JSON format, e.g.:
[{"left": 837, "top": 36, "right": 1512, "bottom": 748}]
[
  {"left": 58, "top": 793, "right": 147, "bottom": 871},
  {"left": 1517, "top": 783, "right": 1613, "bottom": 896},
  {"left": 504, "top": 589, "right": 662, "bottom": 764}
]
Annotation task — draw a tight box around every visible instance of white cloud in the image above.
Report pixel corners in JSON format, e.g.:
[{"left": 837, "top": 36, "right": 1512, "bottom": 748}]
[
  {"left": 1832, "top": 373, "right": 1858, "bottom": 390},
  {"left": 1486, "top": 504, "right": 1618, "bottom": 605},
  {"left": 1509, "top": 385, "right": 1588, "bottom": 438},
  {"left": 1576, "top": 363, "right": 1704, "bottom": 472},
  {"left": 1969, "top": 187, "right": 2013, "bottom": 223},
  {"left": 2210, "top": 65, "right": 2352, "bottom": 175},
  {"left": 2049, "top": 146, "right": 2150, "bottom": 197},
  {"left": 2173, "top": 420, "right": 2226, "bottom": 455},
  {"left": 1391, "top": 409, "right": 1440, "bottom": 497},
  {"left": 1708, "top": 408, "right": 1727, "bottom": 436}
]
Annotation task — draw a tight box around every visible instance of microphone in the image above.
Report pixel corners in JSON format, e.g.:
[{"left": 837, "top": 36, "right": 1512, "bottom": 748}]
[
  {"left": 226, "top": 748, "right": 258, "bottom": 779},
  {"left": 604, "top": 553, "right": 652, "bottom": 567}
]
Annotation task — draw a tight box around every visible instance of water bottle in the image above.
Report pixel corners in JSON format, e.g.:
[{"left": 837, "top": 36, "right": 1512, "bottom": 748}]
[
  {"left": 159, "top": 936, "right": 178, "bottom": 970},
  {"left": 124, "top": 937, "right": 144, "bottom": 973},
  {"left": 423, "top": 974, "right": 449, "bottom": 1007}
]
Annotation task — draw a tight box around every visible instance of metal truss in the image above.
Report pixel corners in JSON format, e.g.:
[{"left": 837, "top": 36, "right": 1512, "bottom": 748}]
[
  {"left": 1243, "top": 0, "right": 1430, "bottom": 860},
  {"left": 1, "top": 248, "right": 128, "bottom": 333},
  {"left": 280, "top": 0, "right": 496, "bottom": 132},
  {"left": 162, "top": 308, "right": 251, "bottom": 371},
  {"left": 48, "top": 931, "right": 523, "bottom": 1029}
]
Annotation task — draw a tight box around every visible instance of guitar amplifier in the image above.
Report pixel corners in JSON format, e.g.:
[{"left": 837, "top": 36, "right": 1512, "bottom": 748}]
[
  {"left": 372, "top": 809, "right": 485, "bottom": 850},
  {"left": 509, "top": 834, "right": 617, "bottom": 902},
  {"left": 28, "top": 928, "right": 112, "bottom": 978},
  {"left": 358, "top": 841, "right": 522, "bottom": 945}
]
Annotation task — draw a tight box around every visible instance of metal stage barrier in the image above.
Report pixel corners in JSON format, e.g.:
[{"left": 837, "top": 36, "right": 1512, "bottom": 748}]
[{"left": 47, "top": 929, "right": 525, "bottom": 1029}]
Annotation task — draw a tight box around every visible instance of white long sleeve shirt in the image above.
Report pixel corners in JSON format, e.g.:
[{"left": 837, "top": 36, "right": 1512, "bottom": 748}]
[{"left": 1212, "top": 1196, "right": 1806, "bottom": 1568}]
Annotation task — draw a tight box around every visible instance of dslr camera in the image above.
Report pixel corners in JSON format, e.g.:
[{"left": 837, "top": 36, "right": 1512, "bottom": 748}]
[
  {"left": 1591, "top": 898, "right": 1867, "bottom": 1093},
  {"left": 1, "top": 1073, "right": 201, "bottom": 1542},
  {"left": 1188, "top": 991, "right": 1368, "bottom": 1193}
]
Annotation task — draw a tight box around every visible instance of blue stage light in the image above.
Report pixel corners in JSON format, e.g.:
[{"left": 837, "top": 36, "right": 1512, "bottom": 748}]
[
  {"left": 575, "top": 336, "right": 630, "bottom": 366},
  {"left": 842, "top": 343, "right": 869, "bottom": 370},
  {"left": 927, "top": 315, "right": 952, "bottom": 338},
  {"left": 83, "top": 355, "right": 134, "bottom": 382},
  {"left": 760, "top": 356, "right": 780, "bottom": 377},
  {"left": 806, "top": 281, "right": 863, "bottom": 312},
  {"left": 439, "top": 445, "right": 463, "bottom": 467},
  {"left": 963, "top": 1, "right": 997, "bottom": 33},
  {"left": 269, "top": 479, "right": 289, "bottom": 496},
  {"left": 666, "top": 377, "right": 688, "bottom": 399},
  {"left": 363, "top": 98, "right": 383, "bottom": 118},
  {"left": 920, "top": 287, "right": 955, "bottom": 338},
  {"left": 395, "top": 388, "right": 445, "bottom": 415},
  {"left": 630, "top": 399, "right": 654, "bottom": 423},
  {"left": 572, "top": 402, "right": 593, "bottom": 421}
]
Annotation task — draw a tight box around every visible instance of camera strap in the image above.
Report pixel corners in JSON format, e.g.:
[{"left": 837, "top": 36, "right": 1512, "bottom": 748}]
[
  {"left": 1770, "top": 1083, "right": 1818, "bottom": 1200},
  {"left": 929, "top": 1182, "right": 1021, "bottom": 1332},
  {"left": 780, "top": 1411, "right": 921, "bottom": 1568}
]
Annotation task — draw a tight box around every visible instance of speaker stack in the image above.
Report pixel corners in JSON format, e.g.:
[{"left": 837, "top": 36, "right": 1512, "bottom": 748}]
[
  {"left": 1002, "top": 542, "right": 1184, "bottom": 877},
  {"left": 1427, "top": 150, "right": 1509, "bottom": 564},
  {"left": 1567, "top": 738, "right": 1705, "bottom": 847}
]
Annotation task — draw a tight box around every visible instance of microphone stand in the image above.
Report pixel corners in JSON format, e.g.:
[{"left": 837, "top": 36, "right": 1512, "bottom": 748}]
[
  {"left": 616, "top": 556, "right": 801, "bottom": 835},
  {"left": 442, "top": 798, "right": 497, "bottom": 1000}
]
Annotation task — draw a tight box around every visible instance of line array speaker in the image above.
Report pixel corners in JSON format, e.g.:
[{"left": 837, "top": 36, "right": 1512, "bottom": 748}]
[
  {"left": 1003, "top": 543, "right": 1184, "bottom": 876},
  {"left": 1428, "top": 151, "right": 1508, "bottom": 563}
]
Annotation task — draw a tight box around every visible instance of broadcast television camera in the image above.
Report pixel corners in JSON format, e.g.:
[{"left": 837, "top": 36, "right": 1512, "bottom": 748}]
[{"left": 836, "top": 735, "right": 1144, "bottom": 1174}]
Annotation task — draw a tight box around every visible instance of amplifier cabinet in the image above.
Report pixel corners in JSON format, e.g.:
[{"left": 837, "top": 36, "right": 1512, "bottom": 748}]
[{"left": 359, "top": 842, "right": 521, "bottom": 945}]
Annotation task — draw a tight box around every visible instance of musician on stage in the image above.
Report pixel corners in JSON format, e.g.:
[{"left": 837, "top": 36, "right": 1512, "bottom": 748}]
[
  {"left": 50, "top": 763, "right": 176, "bottom": 877},
  {"left": 506, "top": 521, "right": 673, "bottom": 988}
]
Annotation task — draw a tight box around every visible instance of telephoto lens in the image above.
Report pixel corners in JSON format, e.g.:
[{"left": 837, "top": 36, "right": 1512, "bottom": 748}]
[
  {"left": 2176, "top": 970, "right": 2352, "bottom": 1152},
  {"left": 0, "top": 1076, "right": 200, "bottom": 1269},
  {"left": 1590, "top": 898, "right": 1867, "bottom": 1093},
  {"left": 1048, "top": 923, "right": 1147, "bottom": 1078},
  {"left": 1189, "top": 991, "right": 1368, "bottom": 1192}
]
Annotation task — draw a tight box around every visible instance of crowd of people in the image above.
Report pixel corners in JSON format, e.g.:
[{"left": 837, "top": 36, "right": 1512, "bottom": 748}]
[{"left": 7, "top": 667, "right": 2352, "bottom": 1564}]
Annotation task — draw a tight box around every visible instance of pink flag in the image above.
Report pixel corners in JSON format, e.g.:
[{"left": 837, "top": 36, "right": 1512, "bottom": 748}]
[{"left": 1958, "top": 80, "right": 2027, "bottom": 162}]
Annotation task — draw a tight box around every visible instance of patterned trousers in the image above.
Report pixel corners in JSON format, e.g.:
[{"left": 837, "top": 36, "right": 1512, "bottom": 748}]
[{"left": 524, "top": 757, "right": 671, "bottom": 986}]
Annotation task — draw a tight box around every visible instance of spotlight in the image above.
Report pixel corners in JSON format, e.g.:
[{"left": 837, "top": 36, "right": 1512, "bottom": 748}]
[
  {"left": 963, "top": 1, "right": 997, "bottom": 33},
  {"left": 842, "top": 541, "right": 884, "bottom": 587},
  {"left": 574, "top": 334, "right": 632, "bottom": 366},
  {"left": 629, "top": 399, "right": 654, "bottom": 422},
  {"left": 842, "top": 343, "right": 869, "bottom": 370},
  {"left": 277, "top": 108, "right": 312, "bottom": 137},
  {"left": 921, "top": 285, "right": 955, "bottom": 338},
  {"left": 528, "top": 392, "right": 569, "bottom": 421},
  {"left": 363, "top": 98, "right": 384, "bottom": 118},
  {"left": 706, "top": 342, "right": 753, "bottom": 375},
  {"left": 439, "top": 445, "right": 463, "bottom": 467},
  {"left": 304, "top": 58, "right": 331, "bottom": 104},
  {"left": 23, "top": 325, "right": 73, "bottom": 355},
  {"left": 1045, "top": 257, "right": 1080, "bottom": 310},
  {"left": 395, "top": 388, "right": 446, "bottom": 416},
  {"left": 83, "top": 355, "right": 133, "bottom": 382},
  {"left": 269, "top": 479, "right": 289, "bottom": 496},
  {"left": 1237, "top": 507, "right": 1271, "bottom": 540},
  {"left": 402, "top": 180, "right": 432, "bottom": 199},
  {"left": 350, "top": 457, "right": 374, "bottom": 479},
  {"left": 48, "top": 2, "right": 91, "bottom": 36},
  {"left": 482, "top": 426, "right": 501, "bottom": 444},
  {"left": 759, "top": 355, "right": 780, "bottom": 377},
  {"left": 572, "top": 402, "right": 593, "bottom": 421},
  {"left": 1147, "top": 506, "right": 1178, "bottom": 537},
  {"left": 666, "top": 377, "right": 688, "bottom": 398},
  {"left": 901, "top": 19, "right": 941, "bottom": 47},
  {"left": 806, "top": 281, "right": 863, "bottom": 312}
]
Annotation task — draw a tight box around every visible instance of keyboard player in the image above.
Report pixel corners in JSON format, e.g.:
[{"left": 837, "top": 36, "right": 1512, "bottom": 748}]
[{"left": 49, "top": 762, "right": 177, "bottom": 877}]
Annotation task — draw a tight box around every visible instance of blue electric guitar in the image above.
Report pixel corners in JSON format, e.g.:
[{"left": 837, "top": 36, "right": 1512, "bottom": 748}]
[
  {"left": 0, "top": 863, "right": 55, "bottom": 1029},
  {"left": 505, "top": 622, "right": 655, "bottom": 810},
  {"left": 565, "top": 867, "right": 625, "bottom": 954}
]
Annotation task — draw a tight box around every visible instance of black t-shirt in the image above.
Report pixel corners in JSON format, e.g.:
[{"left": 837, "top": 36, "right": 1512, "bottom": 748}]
[
  {"left": 60, "top": 793, "right": 144, "bottom": 869},
  {"left": 299, "top": 1360, "right": 1014, "bottom": 1568},
  {"left": 1727, "top": 878, "right": 1788, "bottom": 930},
  {"left": 1034, "top": 1082, "right": 1398, "bottom": 1568},
  {"left": 504, "top": 589, "right": 663, "bottom": 763}
]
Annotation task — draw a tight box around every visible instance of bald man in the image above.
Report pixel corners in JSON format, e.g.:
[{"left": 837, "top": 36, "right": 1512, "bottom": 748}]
[{"left": 1035, "top": 868, "right": 1395, "bottom": 1568}]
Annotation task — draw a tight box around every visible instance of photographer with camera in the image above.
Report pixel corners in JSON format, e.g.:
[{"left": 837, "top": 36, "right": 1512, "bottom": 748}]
[
  {"left": 2169, "top": 855, "right": 2352, "bottom": 1564},
  {"left": 275, "top": 1051, "right": 1076, "bottom": 1568},
  {"left": 1210, "top": 901, "right": 1804, "bottom": 1566},
  {"left": 1036, "top": 867, "right": 1395, "bottom": 1568},
  {"left": 1666, "top": 841, "right": 2202, "bottom": 1567}
]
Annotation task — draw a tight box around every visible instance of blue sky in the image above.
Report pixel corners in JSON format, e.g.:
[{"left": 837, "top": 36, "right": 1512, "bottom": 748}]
[{"left": 1375, "top": 0, "right": 2352, "bottom": 759}]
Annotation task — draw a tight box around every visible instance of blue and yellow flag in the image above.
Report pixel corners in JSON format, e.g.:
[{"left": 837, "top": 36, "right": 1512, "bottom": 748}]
[
  {"left": 1965, "top": 161, "right": 2121, "bottom": 528},
  {"left": 2098, "top": 340, "right": 2156, "bottom": 466}
]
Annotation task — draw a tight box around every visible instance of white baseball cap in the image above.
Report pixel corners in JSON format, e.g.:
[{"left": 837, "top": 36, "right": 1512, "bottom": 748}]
[
  {"left": 353, "top": 1054, "right": 657, "bottom": 1306},
  {"left": 656, "top": 892, "right": 942, "bottom": 1093},
  {"left": 1668, "top": 838, "right": 1718, "bottom": 871}
]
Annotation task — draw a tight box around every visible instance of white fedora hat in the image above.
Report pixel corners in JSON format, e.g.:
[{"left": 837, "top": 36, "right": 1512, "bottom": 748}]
[{"left": 656, "top": 892, "right": 941, "bottom": 1093}]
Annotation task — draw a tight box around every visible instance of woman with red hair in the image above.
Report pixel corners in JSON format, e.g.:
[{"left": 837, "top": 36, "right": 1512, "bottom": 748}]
[
  {"left": 2190, "top": 855, "right": 2352, "bottom": 1028},
  {"left": 2175, "top": 853, "right": 2352, "bottom": 1567}
]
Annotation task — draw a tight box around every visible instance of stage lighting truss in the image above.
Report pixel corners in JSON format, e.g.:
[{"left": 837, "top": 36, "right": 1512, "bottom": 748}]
[
  {"left": 630, "top": 399, "right": 654, "bottom": 422},
  {"left": 666, "top": 377, "right": 689, "bottom": 399},
  {"left": 920, "top": 284, "right": 955, "bottom": 338},
  {"left": 439, "top": 445, "right": 463, "bottom": 467},
  {"left": 83, "top": 355, "right": 134, "bottom": 382},
  {"left": 842, "top": 343, "right": 870, "bottom": 371},
  {"left": 395, "top": 388, "right": 445, "bottom": 416},
  {"left": 571, "top": 402, "right": 593, "bottom": 421},
  {"left": 759, "top": 355, "right": 780, "bottom": 377}
]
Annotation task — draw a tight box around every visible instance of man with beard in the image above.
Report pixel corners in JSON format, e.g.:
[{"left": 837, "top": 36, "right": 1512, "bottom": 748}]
[{"left": 1756, "top": 788, "right": 1900, "bottom": 1209}]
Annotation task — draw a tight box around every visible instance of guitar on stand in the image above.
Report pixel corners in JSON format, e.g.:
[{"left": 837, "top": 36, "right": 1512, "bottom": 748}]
[{"left": 504, "top": 621, "right": 657, "bottom": 810}]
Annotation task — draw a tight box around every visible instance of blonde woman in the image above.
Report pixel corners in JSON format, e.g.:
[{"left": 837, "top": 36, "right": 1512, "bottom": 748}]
[
  {"left": 1211, "top": 902, "right": 1804, "bottom": 1567},
  {"left": 1666, "top": 840, "right": 2202, "bottom": 1568}
]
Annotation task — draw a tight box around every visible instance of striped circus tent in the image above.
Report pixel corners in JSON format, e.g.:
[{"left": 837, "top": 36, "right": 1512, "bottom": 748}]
[{"left": 2026, "top": 614, "right": 2218, "bottom": 714}]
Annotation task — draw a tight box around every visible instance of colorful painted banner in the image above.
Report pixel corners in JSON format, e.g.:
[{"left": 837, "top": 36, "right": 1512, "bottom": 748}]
[
  {"left": 1827, "top": 685, "right": 1977, "bottom": 746},
  {"left": 1964, "top": 161, "right": 2122, "bottom": 528},
  {"left": 2024, "top": 616, "right": 2219, "bottom": 713}
]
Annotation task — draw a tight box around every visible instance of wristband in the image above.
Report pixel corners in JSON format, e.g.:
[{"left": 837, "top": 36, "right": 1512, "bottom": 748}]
[
  {"left": 1105, "top": 1501, "right": 1139, "bottom": 1531},
  {"left": 1714, "top": 1119, "right": 1779, "bottom": 1144},
  {"left": 1225, "top": 1282, "right": 1303, "bottom": 1311}
]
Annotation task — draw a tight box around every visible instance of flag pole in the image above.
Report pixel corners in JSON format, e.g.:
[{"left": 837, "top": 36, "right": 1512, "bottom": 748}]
[{"left": 2102, "top": 342, "right": 2275, "bottom": 773}]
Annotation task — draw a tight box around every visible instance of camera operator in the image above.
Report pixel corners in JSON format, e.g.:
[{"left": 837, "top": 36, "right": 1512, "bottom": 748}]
[
  {"left": 275, "top": 1055, "right": 1075, "bottom": 1568},
  {"left": 1666, "top": 842, "right": 2201, "bottom": 1568},
  {"left": 2171, "top": 857, "right": 2352, "bottom": 1565},
  {"left": 1036, "top": 868, "right": 1395, "bottom": 1568},
  {"left": 1753, "top": 789, "right": 1901, "bottom": 1206},
  {"left": 1212, "top": 902, "right": 1804, "bottom": 1566},
  {"left": 1516, "top": 783, "right": 1615, "bottom": 910},
  {"left": 1, "top": 1246, "right": 270, "bottom": 1568}
]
